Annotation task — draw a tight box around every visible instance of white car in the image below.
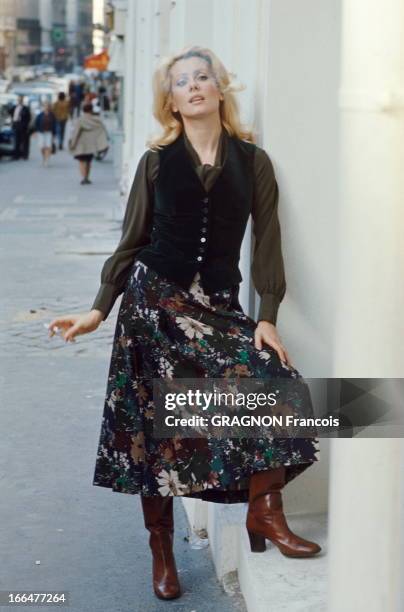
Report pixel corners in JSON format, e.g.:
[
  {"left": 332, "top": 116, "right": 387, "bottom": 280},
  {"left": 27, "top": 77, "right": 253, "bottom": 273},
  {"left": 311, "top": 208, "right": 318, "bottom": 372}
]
[
  {"left": 0, "top": 79, "right": 10, "bottom": 94},
  {"left": 9, "top": 86, "right": 58, "bottom": 117}
]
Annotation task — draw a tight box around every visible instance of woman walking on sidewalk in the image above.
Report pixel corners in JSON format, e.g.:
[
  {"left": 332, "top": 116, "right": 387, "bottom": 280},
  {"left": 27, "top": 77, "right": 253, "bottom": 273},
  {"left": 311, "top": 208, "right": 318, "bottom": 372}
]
[
  {"left": 34, "top": 101, "right": 56, "bottom": 167},
  {"left": 68, "top": 103, "right": 108, "bottom": 185},
  {"left": 49, "top": 46, "right": 321, "bottom": 601}
]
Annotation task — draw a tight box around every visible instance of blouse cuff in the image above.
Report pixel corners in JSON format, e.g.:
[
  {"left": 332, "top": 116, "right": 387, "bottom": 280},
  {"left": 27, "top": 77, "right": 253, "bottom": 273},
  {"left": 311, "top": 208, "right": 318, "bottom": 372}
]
[
  {"left": 257, "top": 293, "right": 281, "bottom": 325},
  {"left": 91, "top": 283, "right": 120, "bottom": 321}
]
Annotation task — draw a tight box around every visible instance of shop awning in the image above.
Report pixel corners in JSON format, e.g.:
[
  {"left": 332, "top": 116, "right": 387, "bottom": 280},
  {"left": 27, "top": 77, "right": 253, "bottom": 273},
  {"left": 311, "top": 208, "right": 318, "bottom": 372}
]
[{"left": 84, "top": 50, "right": 109, "bottom": 71}]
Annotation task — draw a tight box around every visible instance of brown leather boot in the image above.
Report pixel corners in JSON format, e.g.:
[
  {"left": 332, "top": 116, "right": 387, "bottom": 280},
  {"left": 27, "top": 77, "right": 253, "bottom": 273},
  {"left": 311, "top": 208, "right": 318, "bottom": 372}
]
[
  {"left": 141, "top": 495, "right": 181, "bottom": 600},
  {"left": 246, "top": 467, "right": 321, "bottom": 557}
]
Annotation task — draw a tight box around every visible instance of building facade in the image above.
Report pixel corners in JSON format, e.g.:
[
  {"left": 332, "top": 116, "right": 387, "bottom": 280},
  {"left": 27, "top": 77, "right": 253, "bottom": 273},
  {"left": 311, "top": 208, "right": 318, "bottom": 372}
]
[
  {"left": 0, "top": 0, "right": 94, "bottom": 72},
  {"left": 0, "top": 0, "right": 17, "bottom": 72}
]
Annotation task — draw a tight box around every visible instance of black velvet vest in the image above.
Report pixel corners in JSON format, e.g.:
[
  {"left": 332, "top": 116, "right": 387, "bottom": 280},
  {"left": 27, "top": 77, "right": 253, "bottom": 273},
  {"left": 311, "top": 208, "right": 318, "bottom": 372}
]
[{"left": 136, "top": 133, "right": 256, "bottom": 294}]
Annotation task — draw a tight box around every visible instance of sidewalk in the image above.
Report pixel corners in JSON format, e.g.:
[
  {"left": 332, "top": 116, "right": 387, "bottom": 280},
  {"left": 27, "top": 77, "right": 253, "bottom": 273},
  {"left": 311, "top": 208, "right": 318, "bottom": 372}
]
[{"left": 0, "top": 140, "right": 245, "bottom": 612}]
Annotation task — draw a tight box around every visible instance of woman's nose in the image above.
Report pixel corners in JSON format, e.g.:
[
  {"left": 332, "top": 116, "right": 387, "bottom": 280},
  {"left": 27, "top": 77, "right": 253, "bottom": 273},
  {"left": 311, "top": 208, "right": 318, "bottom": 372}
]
[{"left": 189, "top": 79, "right": 200, "bottom": 91}]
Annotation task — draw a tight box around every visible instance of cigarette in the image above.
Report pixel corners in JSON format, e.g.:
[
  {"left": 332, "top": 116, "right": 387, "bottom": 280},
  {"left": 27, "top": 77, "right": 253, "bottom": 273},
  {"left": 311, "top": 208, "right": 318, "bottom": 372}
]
[{"left": 44, "top": 323, "right": 61, "bottom": 334}]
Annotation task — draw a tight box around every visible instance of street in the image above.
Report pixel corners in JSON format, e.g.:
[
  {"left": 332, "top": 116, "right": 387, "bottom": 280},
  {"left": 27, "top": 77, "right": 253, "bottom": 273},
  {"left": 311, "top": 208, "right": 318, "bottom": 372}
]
[{"left": 0, "top": 133, "right": 245, "bottom": 612}]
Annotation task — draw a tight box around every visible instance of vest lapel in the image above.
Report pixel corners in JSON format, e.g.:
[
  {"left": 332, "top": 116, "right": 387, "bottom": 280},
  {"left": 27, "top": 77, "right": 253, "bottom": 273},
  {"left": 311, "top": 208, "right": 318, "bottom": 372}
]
[{"left": 182, "top": 130, "right": 228, "bottom": 193}]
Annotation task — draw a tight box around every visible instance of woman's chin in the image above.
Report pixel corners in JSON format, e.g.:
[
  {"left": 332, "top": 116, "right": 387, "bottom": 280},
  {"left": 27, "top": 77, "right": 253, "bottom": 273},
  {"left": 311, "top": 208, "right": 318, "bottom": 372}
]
[{"left": 183, "top": 108, "right": 217, "bottom": 120}]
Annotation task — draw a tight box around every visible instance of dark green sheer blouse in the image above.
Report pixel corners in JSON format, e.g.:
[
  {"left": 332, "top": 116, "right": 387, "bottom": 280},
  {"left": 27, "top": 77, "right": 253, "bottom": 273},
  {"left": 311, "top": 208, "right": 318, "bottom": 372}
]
[{"left": 91, "top": 129, "right": 286, "bottom": 325}]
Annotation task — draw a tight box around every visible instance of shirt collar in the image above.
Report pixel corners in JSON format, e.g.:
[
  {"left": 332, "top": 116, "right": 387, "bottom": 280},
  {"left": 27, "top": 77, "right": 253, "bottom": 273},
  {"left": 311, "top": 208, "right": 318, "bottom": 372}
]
[{"left": 182, "top": 127, "right": 227, "bottom": 168}]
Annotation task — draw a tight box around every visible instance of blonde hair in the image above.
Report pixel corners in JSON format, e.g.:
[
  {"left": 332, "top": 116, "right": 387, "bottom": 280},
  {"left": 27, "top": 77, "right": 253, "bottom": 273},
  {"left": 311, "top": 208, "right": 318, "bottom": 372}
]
[{"left": 147, "top": 45, "right": 255, "bottom": 149}]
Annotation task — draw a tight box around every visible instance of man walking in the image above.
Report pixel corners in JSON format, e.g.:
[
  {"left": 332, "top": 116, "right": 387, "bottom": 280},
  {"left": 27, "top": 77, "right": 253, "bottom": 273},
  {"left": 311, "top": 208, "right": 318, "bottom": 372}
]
[{"left": 10, "top": 95, "right": 31, "bottom": 160}]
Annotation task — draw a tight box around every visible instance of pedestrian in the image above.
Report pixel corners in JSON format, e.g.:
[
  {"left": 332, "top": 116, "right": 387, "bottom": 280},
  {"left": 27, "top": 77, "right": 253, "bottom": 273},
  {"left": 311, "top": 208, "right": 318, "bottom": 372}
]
[
  {"left": 33, "top": 100, "right": 56, "bottom": 167},
  {"left": 74, "top": 80, "right": 85, "bottom": 116},
  {"left": 81, "top": 90, "right": 95, "bottom": 114},
  {"left": 48, "top": 45, "right": 321, "bottom": 601},
  {"left": 68, "top": 80, "right": 77, "bottom": 118},
  {"left": 9, "top": 95, "right": 31, "bottom": 160},
  {"left": 68, "top": 103, "right": 108, "bottom": 184},
  {"left": 98, "top": 83, "right": 110, "bottom": 113},
  {"left": 52, "top": 92, "right": 70, "bottom": 150}
]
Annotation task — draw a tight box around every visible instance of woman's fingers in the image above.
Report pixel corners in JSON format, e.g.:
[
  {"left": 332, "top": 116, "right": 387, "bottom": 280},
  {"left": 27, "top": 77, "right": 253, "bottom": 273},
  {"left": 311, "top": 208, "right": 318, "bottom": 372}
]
[
  {"left": 254, "top": 333, "right": 263, "bottom": 351},
  {"left": 274, "top": 343, "right": 294, "bottom": 367},
  {"left": 48, "top": 319, "right": 69, "bottom": 337},
  {"left": 63, "top": 322, "right": 83, "bottom": 342},
  {"left": 275, "top": 344, "right": 287, "bottom": 364},
  {"left": 48, "top": 316, "right": 78, "bottom": 338},
  {"left": 270, "top": 341, "right": 290, "bottom": 365},
  {"left": 283, "top": 348, "right": 293, "bottom": 367},
  {"left": 63, "top": 330, "right": 77, "bottom": 342},
  {"left": 48, "top": 313, "right": 100, "bottom": 343},
  {"left": 254, "top": 328, "right": 270, "bottom": 351},
  {"left": 49, "top": 316, "right": 74, "bottom": 329},
  {"left": 254, "top": 329, "right": 293, "bottom": 367}
]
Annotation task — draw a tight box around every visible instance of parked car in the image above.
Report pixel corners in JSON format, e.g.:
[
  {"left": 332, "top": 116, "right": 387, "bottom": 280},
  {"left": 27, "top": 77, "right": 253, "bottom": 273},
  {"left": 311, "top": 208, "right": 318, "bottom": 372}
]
[
  {"left": 6, "top": 66, "right": 36, "bottom": 82},
  {"left": 0, "top": 92, "right": 18, "bottom": 107},
  {"left": 46, "top": 76, "right": 69, "bottom": 94},
  {"left": 0, "top": 117, "right": 16, "bottom": 158},
  {"left": 31, "top": 64, "right": 55, "bottom": 78},
  {"left": 0, "top": 79, "right": 10, "bottom": 94}
]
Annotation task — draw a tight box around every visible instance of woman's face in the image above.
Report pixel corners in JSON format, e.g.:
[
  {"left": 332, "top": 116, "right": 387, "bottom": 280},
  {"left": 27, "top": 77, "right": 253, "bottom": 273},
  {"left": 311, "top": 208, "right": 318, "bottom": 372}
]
[{"left": 169, "top": 56, "right": 223, "bottom": 120}]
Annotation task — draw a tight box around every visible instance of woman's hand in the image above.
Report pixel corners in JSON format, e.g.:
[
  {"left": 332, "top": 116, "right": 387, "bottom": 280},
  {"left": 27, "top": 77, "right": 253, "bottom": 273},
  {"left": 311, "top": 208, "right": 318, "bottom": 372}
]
[
  {"left": 47, "top": 309, "right": 104, "bottom": 343},
  {"left": 254, "top": 320, "right": 293, "bottom": 367}
]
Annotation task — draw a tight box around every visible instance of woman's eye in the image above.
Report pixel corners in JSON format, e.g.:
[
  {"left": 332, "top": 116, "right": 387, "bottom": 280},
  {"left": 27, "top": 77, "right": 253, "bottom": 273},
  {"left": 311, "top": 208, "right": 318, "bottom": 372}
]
[{"left": 174, "top": 74, "right": 208, "bottom": 86}]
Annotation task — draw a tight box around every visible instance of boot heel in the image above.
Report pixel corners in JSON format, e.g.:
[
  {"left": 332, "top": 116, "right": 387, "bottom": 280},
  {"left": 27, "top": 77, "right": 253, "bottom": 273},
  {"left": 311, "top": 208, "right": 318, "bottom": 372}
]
[{"left": 247, "top": 529, "right": 266, "bottom": 553}]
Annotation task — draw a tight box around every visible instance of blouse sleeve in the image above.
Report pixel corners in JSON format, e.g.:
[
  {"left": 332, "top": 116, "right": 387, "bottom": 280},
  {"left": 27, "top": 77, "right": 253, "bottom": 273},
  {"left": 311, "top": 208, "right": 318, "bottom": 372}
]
[
  {"left": 91, "top": 149, "right": 158, "bottom": 320},
  {"left": 251, "top": 147, "right": 286, "bottom": 325}
]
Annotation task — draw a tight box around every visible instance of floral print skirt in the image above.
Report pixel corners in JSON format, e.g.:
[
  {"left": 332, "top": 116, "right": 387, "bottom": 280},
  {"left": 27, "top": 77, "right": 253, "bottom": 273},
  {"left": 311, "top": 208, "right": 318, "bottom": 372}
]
[{"left": 92, "top": 260, "right": 320, "bottom": 503}]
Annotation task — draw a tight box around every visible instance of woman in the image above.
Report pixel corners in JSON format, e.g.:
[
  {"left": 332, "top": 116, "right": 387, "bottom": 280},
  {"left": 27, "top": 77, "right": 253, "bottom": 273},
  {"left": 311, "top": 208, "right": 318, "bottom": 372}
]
[
  {"left": 34, "top": 101, "right": 56, "bottom": 167},
  {"left": 52, "top": 92, "right": 70, "bottom": 150},
  {"left": 49, "top": 46, "right": 321, "bottom": 601},
  {"left": 68, "top": 80, "right": 77, "bottom": 118},
  {"left": 68, "top": 103, "right": 108, "bottom": 185}
]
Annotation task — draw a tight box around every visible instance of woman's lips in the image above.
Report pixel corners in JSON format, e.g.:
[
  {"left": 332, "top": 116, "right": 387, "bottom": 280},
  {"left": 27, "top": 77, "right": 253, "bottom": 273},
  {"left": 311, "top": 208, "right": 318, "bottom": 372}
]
[{"left": 189, "top": 96, "right": 205, "bottom": 103}]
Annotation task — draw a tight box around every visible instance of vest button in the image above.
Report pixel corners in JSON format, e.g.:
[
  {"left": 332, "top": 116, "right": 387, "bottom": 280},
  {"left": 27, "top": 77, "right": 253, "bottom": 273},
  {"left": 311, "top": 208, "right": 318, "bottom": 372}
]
[
  {"left": 197, "top": 256, "right": 203, "bottom": 261},
  {"left": 201, "top": 227, "right": 207, "bottom": 233},
  {"left": 202, "top": 197, "right": 209, "bottom": 203},
  {"left": 202, "top": 216, "right": 208, "bottom": 223},
  {"left": 200, "top": 237, "right": 206, "bottom": 242},
  {"left": 202, "top": 207, "right": 208, "bottom": 213}
]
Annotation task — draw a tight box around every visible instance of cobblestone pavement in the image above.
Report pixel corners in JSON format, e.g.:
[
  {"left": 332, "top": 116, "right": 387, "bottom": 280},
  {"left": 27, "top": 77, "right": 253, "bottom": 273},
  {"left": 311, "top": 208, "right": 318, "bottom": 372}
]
[{"left": 0, "top": 134, "right": 246, "bottom": 612}]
